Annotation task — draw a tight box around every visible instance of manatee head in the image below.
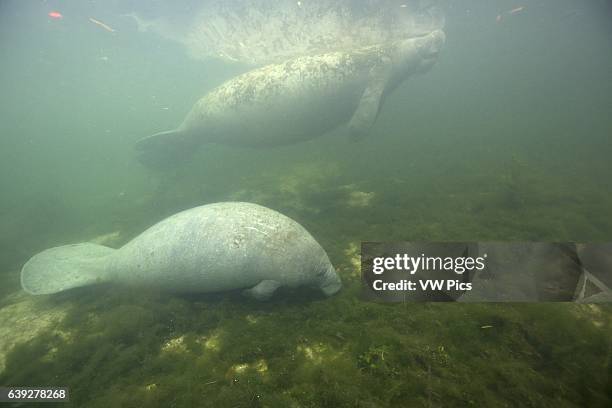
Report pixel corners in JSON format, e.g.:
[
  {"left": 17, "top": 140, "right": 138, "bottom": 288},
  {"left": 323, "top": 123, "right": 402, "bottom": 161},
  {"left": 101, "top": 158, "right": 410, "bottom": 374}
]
[
  {"left": 317, "top": 263, "right": 342, "bottom": 297},
  {"left": 410, "top": 29, "right": 445, "bottom": 73},
  {"left": 392, "top": 29, "right": 445, "bottom": 77},
  {"left": 414, "top": 29, "right": 446, "bottom": 59}
]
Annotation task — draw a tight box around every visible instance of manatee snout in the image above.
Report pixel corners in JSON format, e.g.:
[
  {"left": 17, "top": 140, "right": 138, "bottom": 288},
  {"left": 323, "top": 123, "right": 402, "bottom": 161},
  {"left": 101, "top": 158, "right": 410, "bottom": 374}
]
[
  {"left": 319, "top": 265, "right": 342, "bottom": 296},
  {"left": 415, "top": 29, "right": 446, "bottom": 59}
]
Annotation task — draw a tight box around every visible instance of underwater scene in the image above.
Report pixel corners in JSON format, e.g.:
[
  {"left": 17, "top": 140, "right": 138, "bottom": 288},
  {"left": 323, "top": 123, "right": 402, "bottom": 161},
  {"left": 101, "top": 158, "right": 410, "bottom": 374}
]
[{"left": 0, "top": 0, "right": 611, "bottom": 406}]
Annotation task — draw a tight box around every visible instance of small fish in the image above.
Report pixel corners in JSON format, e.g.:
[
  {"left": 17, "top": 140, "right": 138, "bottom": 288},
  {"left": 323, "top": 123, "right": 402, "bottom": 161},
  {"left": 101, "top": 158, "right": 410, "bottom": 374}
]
[
  {"left": 48, "top": 11, "right": 63, "bottom": 19},
  {"left": 480, "top": 325, "right": 494, "bottom": 329},
  {"left": 89, "top": 17, "right": 116, "bottom": 33},
  {"left": 496, "top": 6, "right": 526, "bottom": 23}
]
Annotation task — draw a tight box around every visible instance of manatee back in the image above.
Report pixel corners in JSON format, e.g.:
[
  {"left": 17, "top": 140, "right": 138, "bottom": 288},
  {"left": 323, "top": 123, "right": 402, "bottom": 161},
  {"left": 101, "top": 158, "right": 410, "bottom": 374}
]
[
  {"left": 109, "top": 202, "right": 333, "bottom": 293},
  {"left": 21, "top": 243, "right": 115, "bottom": 295}
]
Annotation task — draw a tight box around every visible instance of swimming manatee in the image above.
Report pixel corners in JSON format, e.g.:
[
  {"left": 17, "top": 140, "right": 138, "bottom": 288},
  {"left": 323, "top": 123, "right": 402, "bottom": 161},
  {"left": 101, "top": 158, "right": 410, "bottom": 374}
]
[
  {"left": 135, "top": 30, "right": 445, "bottom": 168},
  {"left": 126, "top": 0, "right": 445, "bottom": 65},
  {"left": 21, "top": 202, "right": 342, "bottom": 300}
]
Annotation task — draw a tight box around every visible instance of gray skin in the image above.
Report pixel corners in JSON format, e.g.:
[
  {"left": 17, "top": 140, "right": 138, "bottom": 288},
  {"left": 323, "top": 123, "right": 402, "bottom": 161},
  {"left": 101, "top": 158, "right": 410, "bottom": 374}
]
[
  {"left": 135, "top": 30, "right": 445, "bottom": 168},
  {"left": 21, "top": 202, "right": 342, "bottom": 300}
]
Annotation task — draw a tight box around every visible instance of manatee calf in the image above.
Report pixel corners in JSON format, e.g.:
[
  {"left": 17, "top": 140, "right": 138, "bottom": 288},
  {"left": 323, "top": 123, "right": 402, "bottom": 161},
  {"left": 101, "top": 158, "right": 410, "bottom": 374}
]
[
  {"left": 21, "top": 202, "right": 341, "bottom": 300},
  {"left": 135, "top": 30, "right": 445, "bottom": 168}
]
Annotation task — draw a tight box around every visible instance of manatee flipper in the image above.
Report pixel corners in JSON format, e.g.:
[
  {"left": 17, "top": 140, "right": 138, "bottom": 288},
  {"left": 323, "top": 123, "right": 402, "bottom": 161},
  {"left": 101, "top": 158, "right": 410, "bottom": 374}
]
[
  {"left": 21, "top": 243, "right": 114, "bottom": 295},
  {"left": 242, "top": 280, "right": 281, "bottom": 301},
  {"left": 574, "top": 270, "right": 612, "bottom": 303},
  {"left": 348, "top": 58, "right": 392, "bottom": 142},
  {"left": 134, "top": 129, "right": 198, "bottom": 170}
]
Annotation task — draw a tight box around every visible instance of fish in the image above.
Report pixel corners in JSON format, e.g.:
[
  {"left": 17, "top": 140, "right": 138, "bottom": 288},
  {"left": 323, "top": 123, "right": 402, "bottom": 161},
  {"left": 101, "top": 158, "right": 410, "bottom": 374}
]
[
  {"left": 89, "top": 17, "right": 115, "bottom": 33},
  {"left": 509, "top": 6, "right": 525, "bottom": 15}
]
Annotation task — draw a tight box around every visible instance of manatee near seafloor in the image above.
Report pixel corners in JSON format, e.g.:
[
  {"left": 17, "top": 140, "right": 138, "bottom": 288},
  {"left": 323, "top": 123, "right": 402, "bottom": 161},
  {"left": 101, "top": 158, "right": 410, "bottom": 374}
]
[
  {"left": 21, "top": 202, "right": 342, "bottom": 300},
  {"left": 135, "top": 30, "right": 445, "bottom": 169}
]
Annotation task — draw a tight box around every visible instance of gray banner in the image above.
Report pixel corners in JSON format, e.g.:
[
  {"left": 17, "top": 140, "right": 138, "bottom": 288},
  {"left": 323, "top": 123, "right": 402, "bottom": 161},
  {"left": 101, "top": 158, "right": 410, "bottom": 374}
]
[{"left": 361, "top": 242, "right": 612, "bottom": 302}]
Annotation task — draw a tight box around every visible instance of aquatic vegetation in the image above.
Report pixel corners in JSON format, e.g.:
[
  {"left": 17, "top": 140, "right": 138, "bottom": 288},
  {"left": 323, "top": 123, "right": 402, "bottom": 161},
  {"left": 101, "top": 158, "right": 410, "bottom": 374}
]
[
  {"left": 0, "top": 292, "right": 70, "bottom": 372},
  {"left": 358, "top": 345, "right": 399, "bottom": 377},
  {"left": 496, "top": 154, "right": 531, "bottom": 210},
  {"left": 1, "top": 145, "right": 611, "bottom": 406},
  {"left": 0, "top": 278, "right": 610, "bottom": 407}
]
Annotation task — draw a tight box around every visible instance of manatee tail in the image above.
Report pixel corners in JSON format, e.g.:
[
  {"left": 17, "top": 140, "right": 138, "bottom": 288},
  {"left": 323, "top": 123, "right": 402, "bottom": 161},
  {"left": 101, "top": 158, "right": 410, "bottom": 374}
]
[
  {"left": 134, "top": 129, "right": 199, "bottom": 170},
  {"left": 21, "top": 243, "right": 115, "bottom": 295}
]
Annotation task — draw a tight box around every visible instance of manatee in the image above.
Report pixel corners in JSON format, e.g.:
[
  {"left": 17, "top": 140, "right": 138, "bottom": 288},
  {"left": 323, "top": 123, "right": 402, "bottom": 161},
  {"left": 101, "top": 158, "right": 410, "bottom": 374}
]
[
  {"left": 21, "top": 202, "right": 342, "bottom": 300},
  {"left": 125, "top": 0, "right": 445, "bottom": 65},
  {"left": 574, "top": 243, "right": 612, "bottom": 302},
  {"left": 135, "top": 30, "right": 445, "bottom": 168}
]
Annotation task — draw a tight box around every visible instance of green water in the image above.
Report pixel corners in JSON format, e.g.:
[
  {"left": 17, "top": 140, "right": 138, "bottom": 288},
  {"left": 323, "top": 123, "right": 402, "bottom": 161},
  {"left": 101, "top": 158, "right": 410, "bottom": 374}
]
[{"left": 1, "top": 0, "right": 611, "bottom": 406}]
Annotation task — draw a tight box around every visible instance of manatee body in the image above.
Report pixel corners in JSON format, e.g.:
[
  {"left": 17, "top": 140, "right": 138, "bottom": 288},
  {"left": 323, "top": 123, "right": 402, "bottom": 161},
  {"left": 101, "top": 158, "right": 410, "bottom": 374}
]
[
  {"left": 135, "top": 30, "right": 445, "bottom": 168},
  {"left": 21, "top": 202, "right": 342, "bottom": 300},
  {"left": 575, "top": 243, "right": 612, "bottom": 302}
]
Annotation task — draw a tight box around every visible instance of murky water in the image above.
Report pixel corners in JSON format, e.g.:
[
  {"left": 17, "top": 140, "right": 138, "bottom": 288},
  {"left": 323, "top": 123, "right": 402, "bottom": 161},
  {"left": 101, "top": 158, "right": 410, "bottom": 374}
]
[{"left": 1, "top": 1, "right": 611, "bottom": 406}]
